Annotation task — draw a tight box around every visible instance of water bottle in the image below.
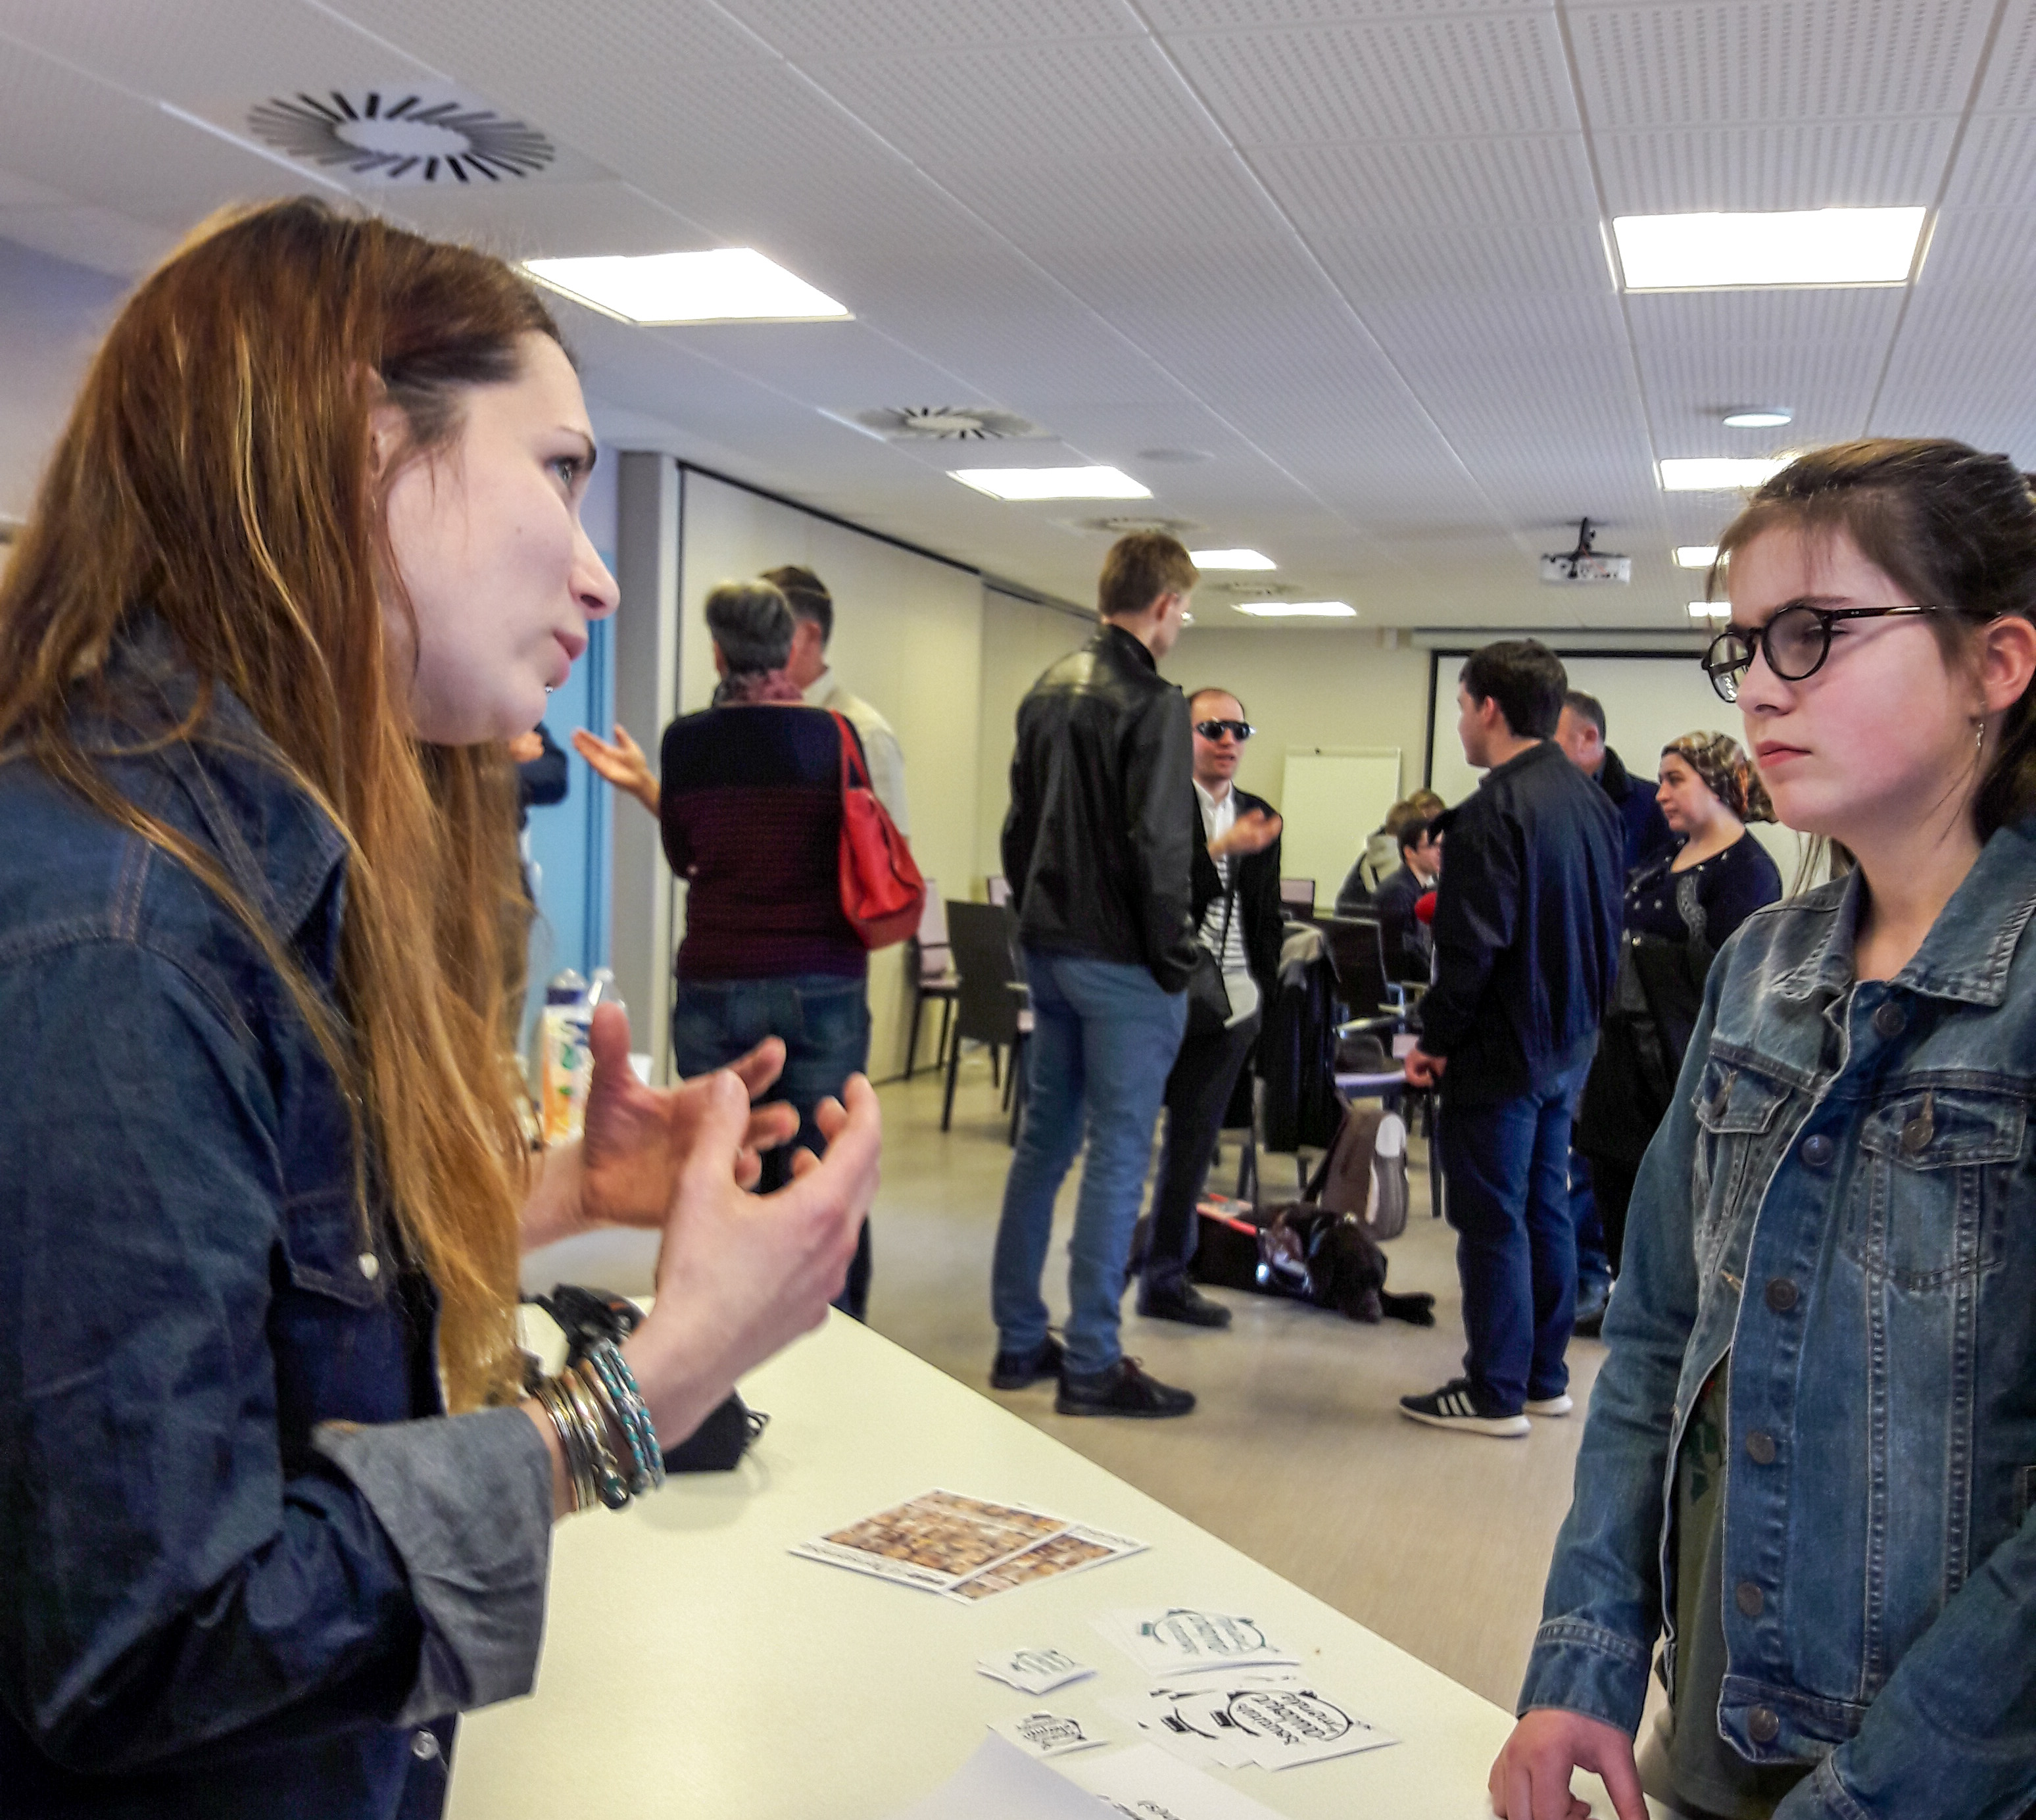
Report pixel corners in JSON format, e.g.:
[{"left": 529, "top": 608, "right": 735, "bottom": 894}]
[{"left": 539, "top": 968, "right": 592, "bottom": 1146}]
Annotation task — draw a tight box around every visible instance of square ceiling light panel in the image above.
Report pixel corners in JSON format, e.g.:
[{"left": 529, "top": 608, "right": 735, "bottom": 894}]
[
  {"left": 1233, "top": 601, "right": 1355, "bottom": 618},
  {"left": 1190, "top": 549, "right": 1276, "bottom": 570},
  {"left": 1659, "top": 458, "right": 1789, "bottom": 492},
  {"left": 1675, "top": 545, "right": 1720, "bottom": 567},
  {"left": 950, "top": 466, "right": 1150, "bottom": 501},
  {"left": 1614, "top": 209, "right": 1927, "bottom": 291},
  {"left": 523, "top": 249, "right": 850, "bottom": 324}
]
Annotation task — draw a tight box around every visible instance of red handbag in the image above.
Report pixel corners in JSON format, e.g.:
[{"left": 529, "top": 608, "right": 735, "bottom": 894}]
[{"left": 831, "top": 711, "right": 925, "bottom": 950}]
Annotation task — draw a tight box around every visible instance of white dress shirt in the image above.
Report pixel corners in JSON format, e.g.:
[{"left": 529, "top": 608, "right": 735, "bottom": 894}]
[{"left": 804, "top": 668, "right": 911, "bottom": 836}]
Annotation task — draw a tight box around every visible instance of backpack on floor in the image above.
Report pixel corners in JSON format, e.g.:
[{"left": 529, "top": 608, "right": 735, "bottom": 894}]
[
  {"left": 1184, "top": 1195, "right": 1433, "bottom": 1327},
  {"left": 1304, "top": 1102, "right": 1410, "bottom": 1242}
]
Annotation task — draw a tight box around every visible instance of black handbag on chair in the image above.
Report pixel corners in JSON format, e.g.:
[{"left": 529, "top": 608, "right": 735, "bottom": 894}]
[{"left": 1184, "top": 888, "right": 1236, "bottom": 1039}]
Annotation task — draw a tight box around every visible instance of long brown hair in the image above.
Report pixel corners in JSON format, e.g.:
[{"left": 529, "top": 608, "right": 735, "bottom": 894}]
[
  {"left": 1713, "top": 438, "right": 2036, "bottom": 842},
  {"left": 0, "top": 199, "right": 561, "bottom": 1408}
]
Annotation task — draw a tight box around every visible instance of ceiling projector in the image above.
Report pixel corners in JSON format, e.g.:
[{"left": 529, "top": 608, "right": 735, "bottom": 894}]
[{"left": 1540, "top": 518, "right": 1630, "bottom": 585}]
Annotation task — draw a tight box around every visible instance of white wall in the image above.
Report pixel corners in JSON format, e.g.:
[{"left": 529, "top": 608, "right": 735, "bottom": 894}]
[
  {"left": 673, "top": 468, "right": 987, "bottom": 1079},
  {"left": 0, "top": 236, "right": 124, "bottom": 522}
]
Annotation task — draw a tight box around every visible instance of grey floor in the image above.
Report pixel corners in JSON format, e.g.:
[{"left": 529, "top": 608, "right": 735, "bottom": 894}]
[{"left": 862, "top": 1046, "right": 1611, "bottom": 1715}]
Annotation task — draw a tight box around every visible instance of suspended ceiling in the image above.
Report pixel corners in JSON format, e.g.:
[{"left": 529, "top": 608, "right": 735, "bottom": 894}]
[{"left": 0, "top": 0, "right": 2030, "bottom": 629}]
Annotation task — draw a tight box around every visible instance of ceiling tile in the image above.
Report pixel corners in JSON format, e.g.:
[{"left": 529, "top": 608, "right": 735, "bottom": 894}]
[
  {"left": 1251, "top": 135, "right": 1598, "bottom": 232},
  {"left": 1592, "top": 117, "right": 1958, "bottom": 212},
  {"left": 1146, "top": 0, "right": 1550, "bottom": 23},
  {"left": 1940, "top": 111, "right": 2036, "bottom": 209},
  {"left": 1312, "top": 220, "right": 1612, "bottom": 302},
  {"left": 718, "top": 0, "right": 1138, "bottom": 57},
  {"left": 1970, "top": 0, "right": 2036, "bottom": 112},
  {"left": 1169, "top": 11, "right": 1579, "bottom": 141},
  {"left": 935, "top": 151, "right": 1282, "bottom": 249},
  {"left": 1568, "top": 1, "right": 1997, "bottom": 128}
]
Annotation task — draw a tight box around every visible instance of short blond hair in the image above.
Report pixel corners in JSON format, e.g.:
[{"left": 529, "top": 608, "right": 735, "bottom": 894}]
[{"left": 1098, "top": 532, "right": 1198, "bottom": 622}]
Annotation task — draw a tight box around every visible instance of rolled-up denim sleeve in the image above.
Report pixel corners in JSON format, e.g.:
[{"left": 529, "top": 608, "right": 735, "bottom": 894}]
[
  {"left": 312, "top": 1411, "right": 553, "bottom": 1723},
  {"left": 1516, "top": 975, "right": 1717, "bottom": 1731},
  {"left": 0, "top": 937, "right": 550, "bottom": 1773}
]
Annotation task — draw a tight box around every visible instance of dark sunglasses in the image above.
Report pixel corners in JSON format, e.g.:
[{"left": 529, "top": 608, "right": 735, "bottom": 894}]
[
  {"left": 1702, "top": 601, "right": 1941, "bottom": 703},
  {"left": 1194, "top": 718, "right": 1254, "bottom": 742}
]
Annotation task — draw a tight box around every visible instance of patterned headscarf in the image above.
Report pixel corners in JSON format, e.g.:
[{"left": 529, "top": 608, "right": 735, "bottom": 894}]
[{"left": 1663, "top": 731, "right": 1774, "bottom": 824}]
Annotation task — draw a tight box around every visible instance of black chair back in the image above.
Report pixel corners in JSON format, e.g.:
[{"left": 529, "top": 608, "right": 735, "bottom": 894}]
[
  {"left": 1317, "top": 915, "right": 1395, "bottom": 1022},
  {"left": 945, "top": 901, "right": 1023, "bottom": 1046}
]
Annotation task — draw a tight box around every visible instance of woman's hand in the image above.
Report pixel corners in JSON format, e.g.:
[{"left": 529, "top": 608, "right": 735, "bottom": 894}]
[
  {"left": 520, "top": 1006, "right": 800, "bottom": 1252},
  {"left": 1489, "top": 1709, "right": 1646, "bottom": 1820},
  {"left": 571, "top": 722, "right": 658, "bottom": 816},
  {"left": 621, "top": 1071, "right": 881, "bottom": 1446}
]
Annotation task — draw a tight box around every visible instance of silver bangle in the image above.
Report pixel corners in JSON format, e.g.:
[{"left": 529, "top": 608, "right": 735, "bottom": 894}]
[
  {"left": 533, "top": 1376, "right": 594, "bottom": 1514},
  {"left": 561, "top": 1365, "right": 633, "bottom": 1512}
]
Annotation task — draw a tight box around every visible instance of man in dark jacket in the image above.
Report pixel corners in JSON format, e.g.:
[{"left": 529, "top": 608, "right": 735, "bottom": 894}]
[
  {"left": 1400, "top": 641, "right": 1623, "bottom": 1437},
  {"left": 1372, "top": 812, "right": 1442, "bottom": 982},
  {"left": 1136, "top": 688, "right": 1283, "bottom": 1327},
  {"left": 1555, "top": 689, "right": 1672, "bottom": 873},
  {"left": 991, "top": 533, "right": 1201, "bottom": 1418}
]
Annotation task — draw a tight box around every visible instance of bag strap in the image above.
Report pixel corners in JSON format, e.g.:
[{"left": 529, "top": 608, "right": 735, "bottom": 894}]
[{"left": 832, "top": 710, "right": 871, "bottom": 793}]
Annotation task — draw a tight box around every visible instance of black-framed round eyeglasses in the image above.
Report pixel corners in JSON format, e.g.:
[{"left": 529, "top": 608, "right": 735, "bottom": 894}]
[
  {"left": 1701, "top": 603, "right": 1941, "bottom": 703},
  {"left": 1194, "top": 718, "right": 1254, "bottom": 742}
]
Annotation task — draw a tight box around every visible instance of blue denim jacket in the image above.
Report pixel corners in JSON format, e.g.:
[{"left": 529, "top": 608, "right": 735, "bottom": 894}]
[
  {"left": 0, "top": 629, "right": 552, "bottom": 1817},
  {"left": 1522, "top": 822, "right": 2036, "bottom": 1819}
]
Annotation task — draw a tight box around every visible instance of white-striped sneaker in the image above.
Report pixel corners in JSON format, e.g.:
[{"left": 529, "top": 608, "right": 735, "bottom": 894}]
[
  {"left": 1526, "top": 1393, "right": 1574, "bottom": 1417},
  {"left": 1398, "top": 1379, "right": 1530, "bottom": 1437}
]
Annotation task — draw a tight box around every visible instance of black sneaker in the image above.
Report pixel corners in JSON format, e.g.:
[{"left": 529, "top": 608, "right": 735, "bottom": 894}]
[
  {"left": 1055, "top": 1357, "right": 1195, "bottom": 1419},
  {"left": 1573, "top": 1279, "right": 1612, "bottom": 1339},
  {"left": 1136, "top": 1282, "right": 1233, "bottom": 1329},
  {"left": 990, "top": 1334, "right": 1063, "bottom": 1390},
  {"left": 1398, "top": 1377, "right": 1530, "bottom": 1437}
]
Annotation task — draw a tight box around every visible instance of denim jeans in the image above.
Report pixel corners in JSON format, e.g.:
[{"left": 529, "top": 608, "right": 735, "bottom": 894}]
[
  {"left": 671, "top": 972, "right": 872, "bottom": 1315},
  {"left": 992, "top": 950, "right": 1187, "bottom": 1377},
  {"left": 1438, "top": 1057, "right": 1591, "bottom": 1412},
  {"left": 1570, "top": 1150, "right": 1615, "bottom": 1292}
]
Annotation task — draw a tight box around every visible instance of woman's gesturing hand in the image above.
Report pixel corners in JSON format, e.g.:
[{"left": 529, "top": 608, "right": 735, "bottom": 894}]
[
  {"left": 1489, "top": 1709, "right": 1646, "bottom": 1820},
  {"left": 623, "top": 1071, "right": 881, "bottom": 1445},
  {"left": 577, "top": 1004, "right": 799, "bottom": 1227},
  {"left": 571, "top": 722, "right": 658, "bottom": 816}
]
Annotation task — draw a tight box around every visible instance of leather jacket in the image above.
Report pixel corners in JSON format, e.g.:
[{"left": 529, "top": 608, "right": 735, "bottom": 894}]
[
  {"left": 1524, "top": 824, "right": 2036, "bottom": 1819},
  {"left": 1001, "top": 622, "right": 1199, "bottom": 991}
]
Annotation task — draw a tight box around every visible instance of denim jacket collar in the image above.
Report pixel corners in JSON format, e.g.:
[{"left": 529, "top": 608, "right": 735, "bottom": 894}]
[
  {"left": 1769, "top": 820, "right": 2036, "bottom": 1010},
  {"left": 101, "top": 615, "right": 349, "bottom": 970}
]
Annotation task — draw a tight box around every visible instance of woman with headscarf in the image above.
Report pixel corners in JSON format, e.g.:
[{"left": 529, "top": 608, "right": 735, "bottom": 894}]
[{"left": 1572, "top": 731, "right": 1783, "bottom": 1283}]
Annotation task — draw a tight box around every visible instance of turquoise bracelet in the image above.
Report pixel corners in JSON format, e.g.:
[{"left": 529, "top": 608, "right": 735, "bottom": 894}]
[{"left": 586, "top": 1339, "right": 666, "bottom": 1494}]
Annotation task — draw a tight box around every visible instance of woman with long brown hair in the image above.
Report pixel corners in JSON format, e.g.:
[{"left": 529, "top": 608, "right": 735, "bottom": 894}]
[{"left": 0, "top": 199, "right": 880, "bottom": 1817}]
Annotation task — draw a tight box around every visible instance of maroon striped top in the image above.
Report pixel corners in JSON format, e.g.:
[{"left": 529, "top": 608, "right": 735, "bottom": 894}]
[{"left": 660, "top": 704, "right": 867, "bottom": 980}]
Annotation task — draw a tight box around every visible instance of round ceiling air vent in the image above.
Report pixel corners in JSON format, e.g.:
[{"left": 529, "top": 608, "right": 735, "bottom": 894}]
[
  {"left": 1075, "top": 514, "right": 1205, "bottom": 537},
  {"left": 247, "top": 89, "right": 556, "bottom": 184},
  {"left": 850, "top": 405, "right": 1049, "bottom": 441}
]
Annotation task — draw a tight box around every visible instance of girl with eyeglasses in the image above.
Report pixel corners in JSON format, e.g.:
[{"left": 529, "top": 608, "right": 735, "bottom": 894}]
[{"left": 1491, "top": 439, "right": 2036, "bottom": 1820}]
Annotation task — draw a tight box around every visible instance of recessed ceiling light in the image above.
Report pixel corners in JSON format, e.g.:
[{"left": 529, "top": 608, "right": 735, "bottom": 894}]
[
  {"left": 1613, "top": 208, "right": 1926, "bottom": 290},
  {"left": 1659, "top": 457, "right": 1789, "bottom": 492},
  {"left": 1722, "top": 408, "right": 1793, "bottom": 429},
  {"left": 523, "top": 249, "right": 850, "bottom": 324},
  {"left": 1687, "top": 601, "right": 1730, "bottom": 618},
  {"left": 950, "top": 466, "right": 1150, "bottom": 501},
  {"left": 1190, "top": 549, "right": 1276, "bottom": 571},
  {"left": 1234, "top": 600, "right": 1356, "bottom": 618},
  {"left": 1675, "top": 545, "right": 1720, "bottom": 568}
]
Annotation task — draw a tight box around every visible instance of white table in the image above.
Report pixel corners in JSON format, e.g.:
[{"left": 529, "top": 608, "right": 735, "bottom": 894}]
[{"left": 452, "top": 1314, "right": 1615, "bottom": 1819}]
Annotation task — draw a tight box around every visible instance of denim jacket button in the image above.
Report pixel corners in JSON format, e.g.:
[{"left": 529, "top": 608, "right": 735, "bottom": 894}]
[
  {"left": 1764, "top": 1276, "right": 1800, "bottom": 1313},
  {"left": 1800, "top": 1133, "right": 1833, "bottom": 1168},
  {"left": 358, "top": 1253, "right": 381, "bottom": 1282},
  {"left": 411, "top": 1729, "right": 441, "bottom": 1761},
  {"left": 1745, "top": 1428, "right": 1778, "bottom": 1465},
  {"left": 1872, "top": 999, "right": 1906, "bottom": 1039},
  {"left": 1735, "top": 1581, "right": 1766, "bottom": 1617},
  {"left": 1748, "top": 1706, "right": 1780, "bottom": 1744}
]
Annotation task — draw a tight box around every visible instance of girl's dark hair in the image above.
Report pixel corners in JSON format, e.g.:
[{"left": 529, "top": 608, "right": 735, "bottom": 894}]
[{"left": 1714, "top": 438, "right": 2036, "bottom": 839}]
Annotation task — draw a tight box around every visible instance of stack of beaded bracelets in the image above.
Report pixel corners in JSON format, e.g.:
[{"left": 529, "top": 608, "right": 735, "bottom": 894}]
[{"left": 531, "top": 1338, "right": 666, "bottom": 1513}]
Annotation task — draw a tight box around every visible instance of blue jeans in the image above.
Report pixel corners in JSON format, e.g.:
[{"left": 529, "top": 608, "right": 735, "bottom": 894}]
[
  {"left": 1570, "top": 1150, "right": 1614, "bottom": 1293},
  {"left": 992, "top": 950, "right": 1187, "bottom": 1377},
  {"left": 671, "top": 973, "right": 872, "bottom": 1314},
  {"left": 1438, "top": 1058, "right": 1590, "bottom": 1413}
]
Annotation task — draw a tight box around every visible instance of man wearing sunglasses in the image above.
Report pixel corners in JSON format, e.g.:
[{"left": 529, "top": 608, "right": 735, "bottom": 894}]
[{"left": 1136, "top": 691, "right": 1284, "bottom": 1327}]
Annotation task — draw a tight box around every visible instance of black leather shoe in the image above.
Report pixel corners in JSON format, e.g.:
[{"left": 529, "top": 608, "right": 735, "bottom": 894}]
[
  {"left": 1573, "top": 1280, "right": 1612, "bottom": 1339},
  {"left": 990, "top": 1335, "right": 1063, "bottom": 1390},
  {"left": 1055, "top": 1357, "right": 1196, "bottom": 1419},
  {"left": 1136, "top": 1283, "right": 1232, "bottom": 1329}
]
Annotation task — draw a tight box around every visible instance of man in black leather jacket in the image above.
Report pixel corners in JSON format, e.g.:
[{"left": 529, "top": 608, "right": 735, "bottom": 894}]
[
  {"left": 991, "top": 533, "right": 1201, "bottom": 1419},
  {"left": 1400, "top": 641, "right": 1624, "bottom": 1437},
  {"left": 1137, "top": 688, "right": 1283, "bottom": 1327}
]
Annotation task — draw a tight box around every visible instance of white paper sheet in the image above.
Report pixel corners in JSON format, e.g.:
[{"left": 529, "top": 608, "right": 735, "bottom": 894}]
[
  {"left": 1065, "top": 1742, "right": 1292, "bottom": 1820},
  {"left": 1093, "top": 1608, "right": 1299, "bottom": 1676},
  {"left": 990, "top": 1711, "right": 1113, "bottom": 1760},
  {"left": 979, "top": 1648, "right": 1098, "bottom": 1696},
  {"left": 883, "top": 1735, "right": 1115, "bottom": 1820}
]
